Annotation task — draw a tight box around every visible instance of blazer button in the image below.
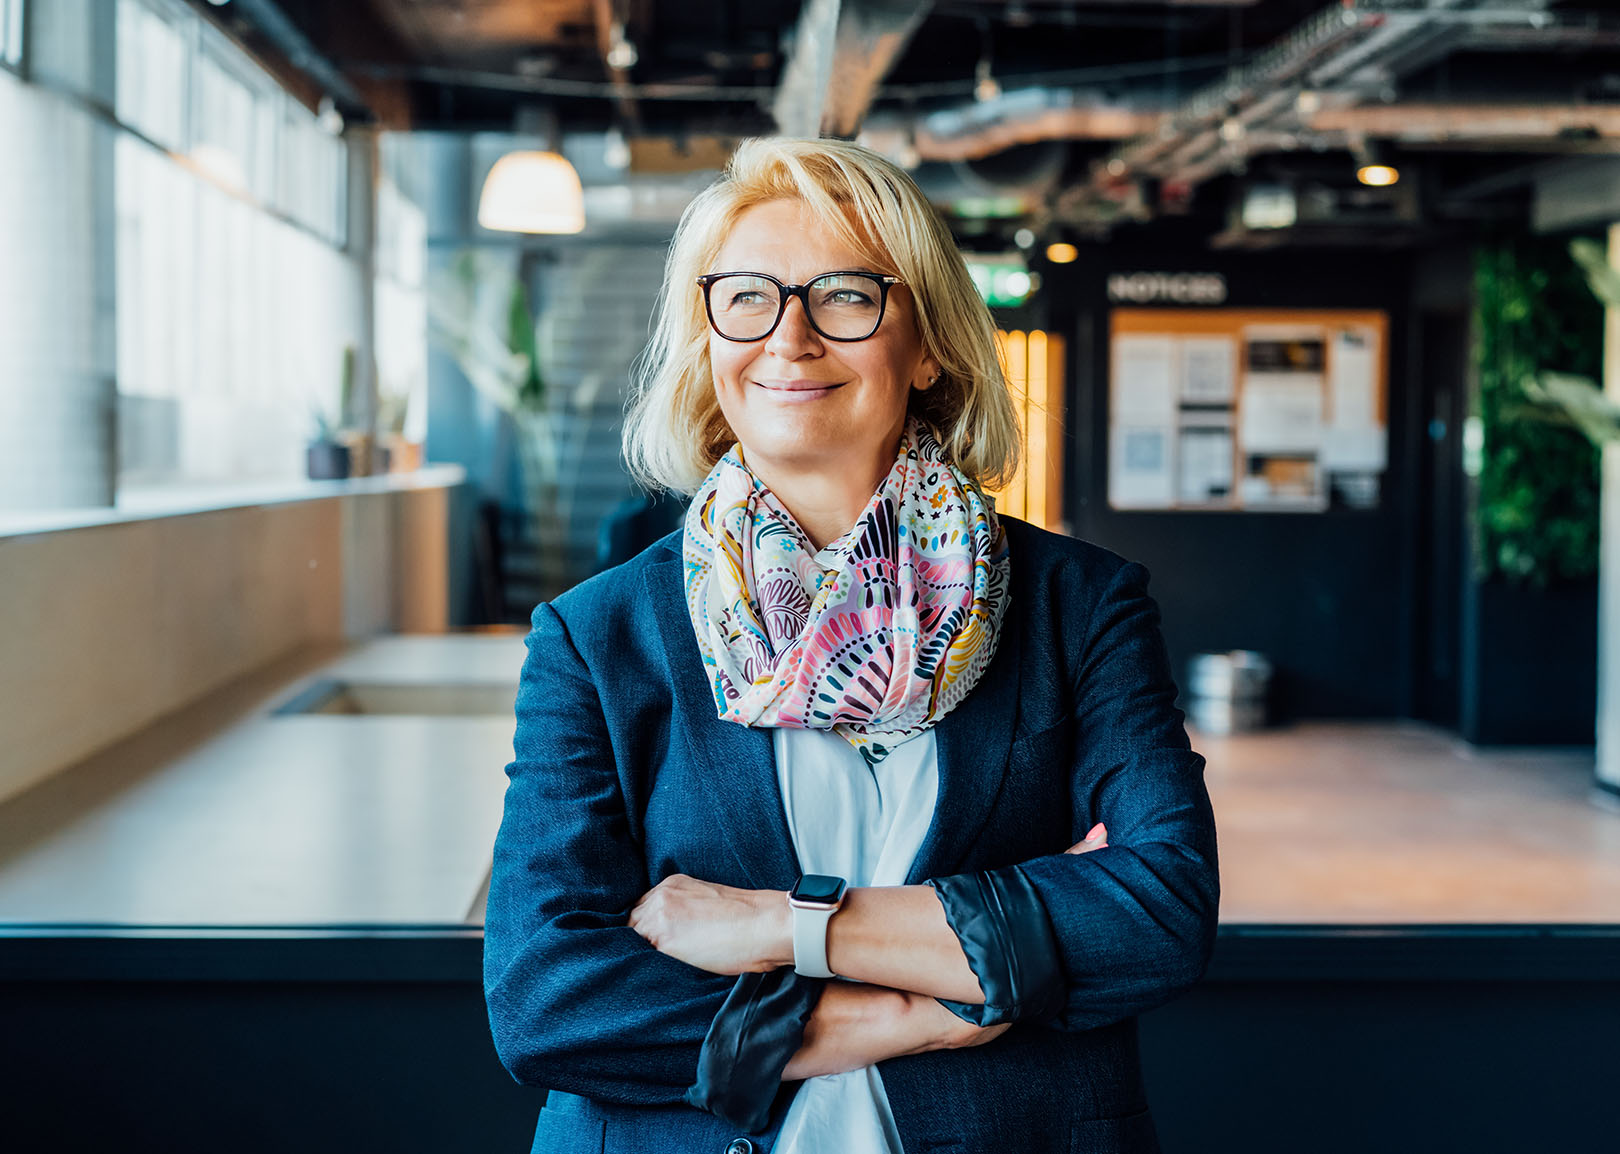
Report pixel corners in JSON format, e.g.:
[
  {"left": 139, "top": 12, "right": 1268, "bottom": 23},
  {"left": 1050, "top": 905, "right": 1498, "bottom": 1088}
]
[{"left": 724, "top": 1140, "right": 755, "bottom": 1154}]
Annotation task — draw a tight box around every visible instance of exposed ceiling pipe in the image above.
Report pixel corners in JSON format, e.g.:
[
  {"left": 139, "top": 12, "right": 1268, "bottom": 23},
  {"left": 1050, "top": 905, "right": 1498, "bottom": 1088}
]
[
  {"left": 861, "top": 88, "right": 1163, "bottom": 163},
  {"left": 773, "top": 0, "right": 933, "bottom": 139},
  {"left": 225, "top": 0, "right": 372, "bottom": 118},
  {"left": 1308, "top": 103, "right": 1620, "bottom": 142},
  {"left": 589, "top": 0, "right": 642, "bottom": 132},
  {"left": 1063, "top": 0, "right": 1617, "bottom": 225},
  {"left": 916, "top": 102, "right": 1161, "bottom": 160},
  {"left": 1111, "top": 2, "right": 1370, "bottom": 175}
]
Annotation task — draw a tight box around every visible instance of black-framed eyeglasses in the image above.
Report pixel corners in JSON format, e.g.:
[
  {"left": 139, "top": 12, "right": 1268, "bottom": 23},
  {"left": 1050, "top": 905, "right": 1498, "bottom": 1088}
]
[{"left": 696, "top": 270, "right": 904, "bottom": 343}]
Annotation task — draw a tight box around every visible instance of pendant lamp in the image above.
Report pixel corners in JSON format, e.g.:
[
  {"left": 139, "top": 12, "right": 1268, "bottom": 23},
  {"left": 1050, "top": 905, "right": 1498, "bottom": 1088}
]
[{"left": 478, "top": 149, "right": 586, "bottom": 234}]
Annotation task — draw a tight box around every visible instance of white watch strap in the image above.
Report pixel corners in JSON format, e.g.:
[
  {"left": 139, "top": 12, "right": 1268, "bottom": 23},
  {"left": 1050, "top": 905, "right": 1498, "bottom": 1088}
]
[{"left": 791, "top": 902, "right": 838, "bottom": 979}]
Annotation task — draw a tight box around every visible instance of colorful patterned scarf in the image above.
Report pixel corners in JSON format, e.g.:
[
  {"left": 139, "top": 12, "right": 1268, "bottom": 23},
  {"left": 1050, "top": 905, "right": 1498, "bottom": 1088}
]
[{"left": 682, "top": 418, "right": 1010, "bottom": 765}]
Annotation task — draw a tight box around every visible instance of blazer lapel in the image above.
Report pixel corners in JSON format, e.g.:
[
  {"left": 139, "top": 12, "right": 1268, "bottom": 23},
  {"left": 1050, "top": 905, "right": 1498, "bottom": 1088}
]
[
  {"left": 645, "top": 539, "right": 1024, "bottom": 892},
  {"left": 644, "top": 548, "right": 801, "bottom": 892},
  {"left": 905, "top": 611, "right": 1024, "bottom": 885}
]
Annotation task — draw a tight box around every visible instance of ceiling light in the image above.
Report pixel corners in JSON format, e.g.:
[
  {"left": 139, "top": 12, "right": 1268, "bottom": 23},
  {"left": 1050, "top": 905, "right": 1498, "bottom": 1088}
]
[
  {"left": 973, "top": 17, "right": 999, "bottom": 104},
  {"left": 1219, "top": 118, "right": 1245, "bottom": 143},
  {"left": 602, "top": 128, "right": 631, "bottom": 171},
  {"left": 1045, "top": 243, "right": 1078, "bottom": 264},
  {"left": 1350, "top": 136, "right": 1400, "bottom": 188},
  {"left": 1241, "top": 184, "right": 1297, "bottom": 230},
  {"left": 1014, "top": 228, "right": 1035, "bottom": 250},
  {"left": 1295, "top": 90, "right": 1321, "bottom": 116},
  {"left": 316, "top": 96, "right": 344, "bottom": 136},
  {"left": 606, "top": 23, "right": 638, "bottom": 71},
  {"left": 478, "top": 151, "right": 586, "bottom": 234},
  {"left": 974, "top": 58, "right": 1001, "bottom": 104},
  {"left": 1105, "top": 158, "right": 1127, "bottom": 178}
]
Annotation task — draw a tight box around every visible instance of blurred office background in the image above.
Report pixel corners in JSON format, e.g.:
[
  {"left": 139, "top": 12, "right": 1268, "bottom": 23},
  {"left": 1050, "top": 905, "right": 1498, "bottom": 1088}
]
[{"left": 4, "top": 2, "right": 1620, "bottom": 1152}]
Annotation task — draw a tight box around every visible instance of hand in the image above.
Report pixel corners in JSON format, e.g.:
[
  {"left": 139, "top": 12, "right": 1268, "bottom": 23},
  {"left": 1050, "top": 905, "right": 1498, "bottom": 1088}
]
[
  {"left": 628, "top": 874, "right": 791, "bottom": 975},
  {"left": 912, "top": 994, "right": 1013, "bottom": 1054},
  {"left": 781, "top": 984, "right": 1011, "bottom": 1081},
  {"left": 1065, "top": 822, "right": 1108, "bottom": 855}
]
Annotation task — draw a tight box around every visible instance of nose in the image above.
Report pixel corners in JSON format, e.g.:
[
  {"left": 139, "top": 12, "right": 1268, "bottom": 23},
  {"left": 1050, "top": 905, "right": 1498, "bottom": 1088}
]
[{"left": 764, "top": 292, "right": 822, "bottom": 358}]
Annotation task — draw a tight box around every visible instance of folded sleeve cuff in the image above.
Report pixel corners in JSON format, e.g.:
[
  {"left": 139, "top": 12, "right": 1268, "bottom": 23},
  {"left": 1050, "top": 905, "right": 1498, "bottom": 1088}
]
[
  {"left": 683, "top": 968, "right": 825, "bottom": 1132},
  {"left": 926, "top": 864, "right": 1065, "bottom": 1027}
]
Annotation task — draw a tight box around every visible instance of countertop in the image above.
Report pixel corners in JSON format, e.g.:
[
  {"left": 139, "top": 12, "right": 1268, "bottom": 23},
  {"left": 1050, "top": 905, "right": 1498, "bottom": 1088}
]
[
  {"left": 0, "top": 634, "right": 525, "bottom": 927},
  {"left": 5, "top": 643, "right": 1620, "bottom": 985}
]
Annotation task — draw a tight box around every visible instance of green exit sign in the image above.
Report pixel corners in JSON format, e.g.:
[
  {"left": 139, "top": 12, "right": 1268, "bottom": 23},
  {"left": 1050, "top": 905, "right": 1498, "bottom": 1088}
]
[{"left": 965, "top": 257, "right": 1037, "bottom": 307}]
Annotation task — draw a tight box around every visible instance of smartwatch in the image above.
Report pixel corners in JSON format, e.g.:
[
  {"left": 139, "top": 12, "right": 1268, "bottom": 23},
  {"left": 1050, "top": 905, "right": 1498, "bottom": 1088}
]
[{"left": 787, "top": 874, "right": 848, "bottom": 979}]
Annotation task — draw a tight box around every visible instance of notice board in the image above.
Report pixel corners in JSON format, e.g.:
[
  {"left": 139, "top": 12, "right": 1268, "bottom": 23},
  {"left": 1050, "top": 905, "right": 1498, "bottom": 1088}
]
[{"left": 1108, "top": 308, "right": 1388, "bottom": 512}]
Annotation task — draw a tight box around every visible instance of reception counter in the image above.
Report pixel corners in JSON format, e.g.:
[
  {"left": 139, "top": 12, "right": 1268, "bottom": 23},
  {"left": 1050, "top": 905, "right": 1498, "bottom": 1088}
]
[{"left": 0, "top": 648, "right": 1616, "bottom": 1152}]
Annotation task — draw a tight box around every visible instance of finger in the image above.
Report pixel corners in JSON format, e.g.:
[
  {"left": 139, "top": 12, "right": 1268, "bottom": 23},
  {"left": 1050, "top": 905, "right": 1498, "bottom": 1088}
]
[{"left": 1064, "top": 824, "right": 1108, "bottom": 855}]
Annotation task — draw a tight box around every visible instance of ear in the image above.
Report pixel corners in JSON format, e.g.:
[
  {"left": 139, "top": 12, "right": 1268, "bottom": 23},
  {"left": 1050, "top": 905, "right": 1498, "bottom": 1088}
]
[{"left": 915, "top": 352, "right": 943, "bottom": 392}]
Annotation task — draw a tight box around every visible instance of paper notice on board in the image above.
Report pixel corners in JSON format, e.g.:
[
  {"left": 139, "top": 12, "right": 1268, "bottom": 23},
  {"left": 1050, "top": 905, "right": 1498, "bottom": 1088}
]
[
  {"left": 1320, "top": 426, "right": 1387, "bottom": 471},
  {"left": 1240, "top": 374, "right": 1324, "bottom": 453},
  {"left": 1178, "top": 427, "right": 1234, "bottom": 502},
  {"left": 1112, "top": 336, "right": 1176, "bottom": 423},
  {"left": 1180, "top": 337, "right": 1237, "bottom": 404},
  {"left": 1109, "top": 426, "right": 1175, "bottom": 508},
  {"left": 1329, "top": 328, "right": 1378, "bottom": 428}
]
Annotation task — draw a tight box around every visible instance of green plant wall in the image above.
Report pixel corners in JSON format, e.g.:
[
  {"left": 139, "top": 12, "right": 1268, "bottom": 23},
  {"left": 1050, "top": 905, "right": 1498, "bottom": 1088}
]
[{"left": 1472, "top": 237, "right": 1602, "bottom": 586}]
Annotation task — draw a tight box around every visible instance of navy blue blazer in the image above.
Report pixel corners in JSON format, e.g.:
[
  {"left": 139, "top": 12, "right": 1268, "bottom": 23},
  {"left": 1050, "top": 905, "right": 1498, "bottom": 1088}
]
[{"left": 484, "top": 516, "right": 1220, "bottom": 1154}]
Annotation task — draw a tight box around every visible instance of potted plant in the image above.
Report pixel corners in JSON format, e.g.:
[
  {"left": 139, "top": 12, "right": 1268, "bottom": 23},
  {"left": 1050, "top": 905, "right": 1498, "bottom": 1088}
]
[
  {"left": 306, "top": 406, "right": 351, "bottom": 480},
  {"left": 307, "top": 345, "right": 362, "bottom": 480}
]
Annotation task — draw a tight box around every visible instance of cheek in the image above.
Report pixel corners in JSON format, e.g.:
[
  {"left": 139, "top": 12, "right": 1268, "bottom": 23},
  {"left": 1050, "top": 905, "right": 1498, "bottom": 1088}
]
[{"left": 709, "top": 340, "right": 751, "bottom": 392}]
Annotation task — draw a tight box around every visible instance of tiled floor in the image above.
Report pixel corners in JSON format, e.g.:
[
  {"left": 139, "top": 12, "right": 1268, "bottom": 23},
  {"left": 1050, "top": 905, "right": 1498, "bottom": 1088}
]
[{"left": 1200, "top": 720, "right": 1620, "bottom": 923}]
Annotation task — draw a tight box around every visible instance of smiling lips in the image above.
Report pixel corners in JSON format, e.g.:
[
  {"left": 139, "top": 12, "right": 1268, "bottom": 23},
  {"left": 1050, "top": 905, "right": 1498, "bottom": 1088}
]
[{"left": 755, "top": 379, "right": 844, "bottom": 399}]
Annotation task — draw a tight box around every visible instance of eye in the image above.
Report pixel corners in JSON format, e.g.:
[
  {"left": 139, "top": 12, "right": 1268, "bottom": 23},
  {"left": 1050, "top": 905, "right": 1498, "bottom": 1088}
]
[{"left": 813, "top": 276, "right": 878, "bottom": 307}]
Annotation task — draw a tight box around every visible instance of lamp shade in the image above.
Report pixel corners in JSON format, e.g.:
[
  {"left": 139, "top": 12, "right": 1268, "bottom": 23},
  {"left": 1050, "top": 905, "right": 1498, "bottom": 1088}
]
[{"left": 477, "top": 150, "right": 586, "bottom": 234}]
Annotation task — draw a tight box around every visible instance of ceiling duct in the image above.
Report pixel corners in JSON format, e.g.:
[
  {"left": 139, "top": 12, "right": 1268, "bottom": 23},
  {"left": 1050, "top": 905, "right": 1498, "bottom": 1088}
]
[
  {"left": 1308, "top": 104, "right": 1620, "bottom": 145},
  {"left": 860, "top": 88, "right": 1164, "bottom": 164},
  {"left": 773, "top": 0, "right": 933, "bottom": 138},
  {"left": 1061, "top": 0, "right": 1620, "bottom": 226}
]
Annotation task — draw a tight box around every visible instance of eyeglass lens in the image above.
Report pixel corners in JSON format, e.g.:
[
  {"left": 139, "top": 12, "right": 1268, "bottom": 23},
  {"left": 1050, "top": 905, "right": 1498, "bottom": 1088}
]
[{"left": 707, "top": 273, "right": 885, "bottom": 341}]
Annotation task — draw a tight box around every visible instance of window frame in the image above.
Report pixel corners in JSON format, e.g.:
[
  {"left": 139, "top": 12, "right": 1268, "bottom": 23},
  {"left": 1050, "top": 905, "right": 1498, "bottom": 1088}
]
[{"left": 1, "top": 0, "right": 29, "bottom": 76}]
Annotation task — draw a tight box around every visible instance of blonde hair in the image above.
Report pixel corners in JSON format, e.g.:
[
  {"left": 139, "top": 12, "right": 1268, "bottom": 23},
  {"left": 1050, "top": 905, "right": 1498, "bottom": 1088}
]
[{"left": 623, "top": 137, "right": 1020, "bottom": 494}]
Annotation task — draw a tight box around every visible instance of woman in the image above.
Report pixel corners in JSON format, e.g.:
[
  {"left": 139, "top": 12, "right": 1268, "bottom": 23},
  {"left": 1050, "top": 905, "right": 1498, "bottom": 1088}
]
[{"left": 484, "top": 137, "right": 1218, "bottom": 1154}]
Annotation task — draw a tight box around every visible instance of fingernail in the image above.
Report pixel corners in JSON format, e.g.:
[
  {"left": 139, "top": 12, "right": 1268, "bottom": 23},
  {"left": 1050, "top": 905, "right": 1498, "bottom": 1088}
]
[{"left": 1086, "top": 823, "right": 1106, "bottom": 840}]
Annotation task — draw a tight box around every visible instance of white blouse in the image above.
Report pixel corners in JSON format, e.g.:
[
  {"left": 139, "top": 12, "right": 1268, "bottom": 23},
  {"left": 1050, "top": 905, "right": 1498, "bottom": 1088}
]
[{"left": 771, "top": 725, "right": 941, "bottom": 1154}]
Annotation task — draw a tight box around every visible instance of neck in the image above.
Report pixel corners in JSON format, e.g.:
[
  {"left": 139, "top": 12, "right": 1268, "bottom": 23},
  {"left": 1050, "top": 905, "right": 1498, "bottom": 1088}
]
[{"left": 745, "top": 450, "right": 897, "bottom": 551}]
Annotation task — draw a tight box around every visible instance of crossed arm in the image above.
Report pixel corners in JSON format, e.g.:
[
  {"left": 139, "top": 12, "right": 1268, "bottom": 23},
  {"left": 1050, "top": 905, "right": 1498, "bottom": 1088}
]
[
  {"left": 485, "top": 560, "right": 1217, "bottom": 1125},
  {"left": 626, "top": 825, "right": 1110, "bottom": 1078}
]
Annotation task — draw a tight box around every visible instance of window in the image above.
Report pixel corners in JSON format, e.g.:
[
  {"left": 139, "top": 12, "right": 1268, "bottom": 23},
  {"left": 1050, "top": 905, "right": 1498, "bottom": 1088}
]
[
  {"left": 1, "top": 0, "right": 23, "bottom": 69},
  {"left": 116, "top": 129, "right": 363, "bottom": 483},
  {"left": 5, "top": 0, "right": 403, "bottom": 504},
  {"left": 375, "top": 144, "right": 429, "bottom": 445},
  {"left": 115, "top": 0, "right": 187, "bottom": 148},
  {"left": 108, "top": 0, "right": 360, "bottom": 487},
  {"left": 278, "top": 98, "right": 346, "bottom": 245}
]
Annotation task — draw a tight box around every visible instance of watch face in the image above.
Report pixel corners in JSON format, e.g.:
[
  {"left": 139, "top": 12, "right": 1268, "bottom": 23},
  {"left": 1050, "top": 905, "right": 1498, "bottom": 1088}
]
[{"left": 791, "top": 874, "right": 848, "bottom": 905}]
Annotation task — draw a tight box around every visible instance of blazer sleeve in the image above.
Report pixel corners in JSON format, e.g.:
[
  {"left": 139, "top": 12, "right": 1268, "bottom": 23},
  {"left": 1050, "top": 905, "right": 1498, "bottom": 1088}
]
[
  {"left": 483, "top": 601, "right": 818, "bottom": 1123},
  {"left": 927, "top": 559, "right": 1220, "bottom": 1031}
]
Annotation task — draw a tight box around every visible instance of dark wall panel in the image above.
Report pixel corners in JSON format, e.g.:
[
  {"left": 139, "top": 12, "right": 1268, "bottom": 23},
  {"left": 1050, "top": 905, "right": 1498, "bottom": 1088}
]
[{"left": 1035, "top": 236, "right": 1418, "bottom": 719}]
